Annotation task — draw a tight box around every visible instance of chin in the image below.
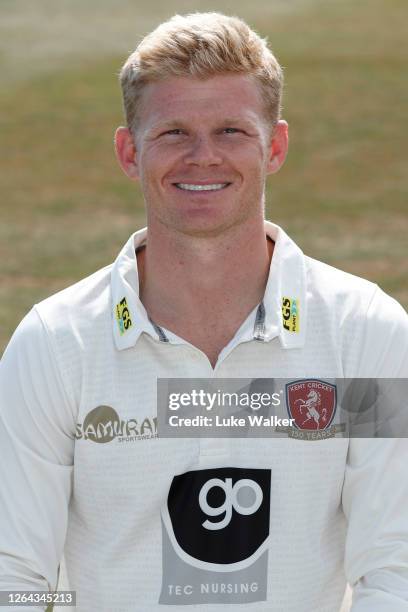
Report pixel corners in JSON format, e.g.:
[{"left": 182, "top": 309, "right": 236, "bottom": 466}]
[{"left": 172, "top": 214, "right": 251, "bottom": 239}]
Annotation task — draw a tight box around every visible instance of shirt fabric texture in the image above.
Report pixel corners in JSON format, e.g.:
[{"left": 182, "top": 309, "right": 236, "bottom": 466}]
[{"left": 0, "top": 221, "right": 407, "bottom": 612}]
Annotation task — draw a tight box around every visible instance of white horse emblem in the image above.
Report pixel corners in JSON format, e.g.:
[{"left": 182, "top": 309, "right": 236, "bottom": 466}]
[{"left": 295, "top": 390, "right": 327, "bottom": 428}]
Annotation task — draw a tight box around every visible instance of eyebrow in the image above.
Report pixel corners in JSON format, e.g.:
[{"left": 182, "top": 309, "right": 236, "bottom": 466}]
[
  {"left": 150, "top": 120, "right": 184, "bottom": 130},
  {"left": 147, "top": 116, "right": 258, "bottom": 134},
  {"left": 143, "top": 120, "right": 183, "bottom": 137},
  {"left": 219, "top": 117, "right": 257, "bottom": 127}
]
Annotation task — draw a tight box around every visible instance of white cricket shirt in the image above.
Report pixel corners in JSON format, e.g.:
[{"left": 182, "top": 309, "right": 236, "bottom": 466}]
[{"left": 0, "top": 222, "right": 407, "bottom": 611}]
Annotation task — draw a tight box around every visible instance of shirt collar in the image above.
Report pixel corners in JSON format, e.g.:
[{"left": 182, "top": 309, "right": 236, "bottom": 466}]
[
  {"left": 111, "top": 221, "right": 307, "bottom": 351},
  {"left": 111, "top": 227, "right": 155, "bottom": 350},
  {"left": 263, "top": 221, "right": 307, "bottom": 349}
]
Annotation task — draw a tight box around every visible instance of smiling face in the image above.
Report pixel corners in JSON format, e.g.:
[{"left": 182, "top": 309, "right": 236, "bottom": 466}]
[{"left": 115, "top": 73, "right": 288, "bottom": 238}]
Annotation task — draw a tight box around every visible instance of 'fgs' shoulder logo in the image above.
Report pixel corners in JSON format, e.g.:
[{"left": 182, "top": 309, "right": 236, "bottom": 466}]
[
  {"left": 282, "top": 297, "right": 299, "bottom": 333},
  {"left": 116, "top": 296, "right": 132, "bottom": 335},
  {"left": 160, "top": 467, "right": 271, "bottom": 606}
]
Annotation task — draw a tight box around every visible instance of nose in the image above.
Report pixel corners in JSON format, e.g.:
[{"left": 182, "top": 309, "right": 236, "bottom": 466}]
[{"left": 183, "top": 135, "right": 223, "bottom": 167}]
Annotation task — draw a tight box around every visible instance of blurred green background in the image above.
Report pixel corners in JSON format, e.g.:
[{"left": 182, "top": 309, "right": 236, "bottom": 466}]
[{"left": 1, "top": 0, "right": 407, "bottom": 354}]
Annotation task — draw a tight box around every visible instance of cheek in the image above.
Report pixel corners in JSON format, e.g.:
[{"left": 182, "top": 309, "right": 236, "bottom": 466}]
[
  {"left": 139, "top": 148, "right": 171, "bottom": 184},
  {"left": 238, "top": 151, "right": 268, "bottom": 180},
  {"left": 228, "top": 140, "right": 267, "bottom": 165}
]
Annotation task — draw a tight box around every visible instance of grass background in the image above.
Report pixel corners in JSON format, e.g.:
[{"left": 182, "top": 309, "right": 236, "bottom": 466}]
[
  {"left": 1, "top": 3, "right": 405, "bottom": 609},
  {"left": 1, "top": 0, "right": 407, "bottom": 357}
]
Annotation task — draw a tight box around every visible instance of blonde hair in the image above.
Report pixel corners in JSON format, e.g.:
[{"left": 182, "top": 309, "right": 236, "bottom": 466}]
[{"left": 119, "top": 12, "right": 283, "bottom": 133}]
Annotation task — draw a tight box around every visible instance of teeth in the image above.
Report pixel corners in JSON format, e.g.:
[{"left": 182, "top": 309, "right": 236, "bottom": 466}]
[{"left": 175, "top": 183, "right": 228, "bottom": 191}]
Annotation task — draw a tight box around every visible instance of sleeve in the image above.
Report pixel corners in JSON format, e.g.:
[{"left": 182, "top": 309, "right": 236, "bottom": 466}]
[
  {"left": 0, "top": 307, "right": 75, "bottom": 611},
  {"left": 342, "top": 287, "right": 408, "bottom": 610}
]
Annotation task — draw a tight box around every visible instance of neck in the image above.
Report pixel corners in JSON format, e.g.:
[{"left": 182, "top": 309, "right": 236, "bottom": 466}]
[{"left": 137, "top": 218, "right": 273, "bottom": 327}]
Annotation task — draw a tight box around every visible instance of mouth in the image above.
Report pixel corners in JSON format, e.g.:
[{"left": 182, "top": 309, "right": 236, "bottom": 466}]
[{"left": 173, "top": 182, "right": 231, "bottom": 192}]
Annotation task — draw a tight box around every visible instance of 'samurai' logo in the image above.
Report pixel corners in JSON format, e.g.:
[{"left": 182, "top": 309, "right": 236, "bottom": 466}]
[{"left": 75, "top": 405, "right": 157, "bottom": 443}]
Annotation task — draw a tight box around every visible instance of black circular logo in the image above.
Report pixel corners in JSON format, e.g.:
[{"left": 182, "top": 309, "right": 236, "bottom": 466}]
[{"left": 167, "top": 467, "right": 271, "bottom": 564}]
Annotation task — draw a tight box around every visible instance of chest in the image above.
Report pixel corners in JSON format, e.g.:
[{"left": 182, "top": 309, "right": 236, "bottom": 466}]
[{"left": 176, "top": 326, "right": 236, "bottom": 367}]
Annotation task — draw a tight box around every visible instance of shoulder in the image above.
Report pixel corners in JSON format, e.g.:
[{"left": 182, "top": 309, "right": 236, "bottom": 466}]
[
  {"left": 305, "top": 256, "right": 377, "bottom": 312},
  {"left": 304, "top": 256, "right": 408, "bottom": 375},
  {"left": 13, "top": 265, "right": 114, "bottom": 384},
  {"left": 3, "top": 264, "right": 114, "bottom": 355},
  {"left": 304, "top": 255, "right": 406, "bottom": 328},
  {"left": 34, "top": 263, "right": 113, "bottom": 336},
  {"left": 1, "top": 264, "right": 116, "bottom": 405}
]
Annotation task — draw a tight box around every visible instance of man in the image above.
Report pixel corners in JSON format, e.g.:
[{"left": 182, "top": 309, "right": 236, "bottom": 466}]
[{"left": 0, "top": 12, "right": 407, "bottom": 612}]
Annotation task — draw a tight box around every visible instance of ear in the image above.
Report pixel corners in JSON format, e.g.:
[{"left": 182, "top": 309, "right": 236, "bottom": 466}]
[
  {"left": 114, "top": 127, "right": 139, "bottom": 181},
  {"left": 266, "top": 120, "right": 289, "bottom": 175}
]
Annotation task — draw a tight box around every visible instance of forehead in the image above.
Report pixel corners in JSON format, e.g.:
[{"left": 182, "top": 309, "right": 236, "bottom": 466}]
[{"left": 138, "top": 73, "right": 265, "bottom": 128}]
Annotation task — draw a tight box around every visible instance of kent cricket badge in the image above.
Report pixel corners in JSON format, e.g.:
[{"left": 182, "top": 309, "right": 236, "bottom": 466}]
[{"left": 286, "top": 379, "right": 337, "bottom": 431}]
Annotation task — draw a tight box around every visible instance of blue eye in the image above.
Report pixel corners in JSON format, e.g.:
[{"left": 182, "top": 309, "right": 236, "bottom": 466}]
[{"left": 223, "top": 128, "right": 240, "bottom": 134}]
